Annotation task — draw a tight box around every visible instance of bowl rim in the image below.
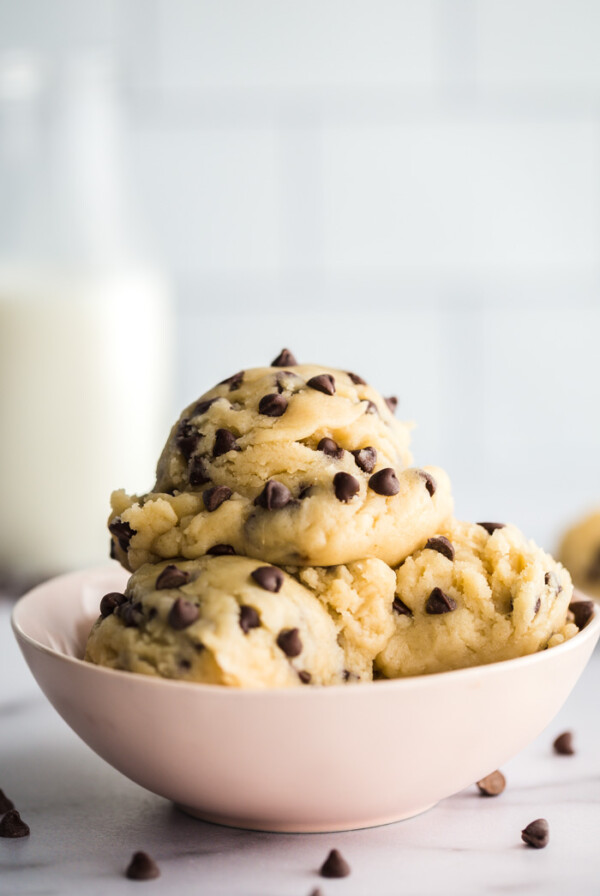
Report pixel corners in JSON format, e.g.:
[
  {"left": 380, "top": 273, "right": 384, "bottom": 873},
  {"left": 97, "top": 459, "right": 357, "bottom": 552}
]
[{"left": 11, "top": 564, "right": 600, "bottom": 699}]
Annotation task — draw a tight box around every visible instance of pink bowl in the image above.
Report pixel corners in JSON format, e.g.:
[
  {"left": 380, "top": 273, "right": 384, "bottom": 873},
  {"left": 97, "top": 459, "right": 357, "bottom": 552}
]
[{"left": 11, "top": 566, "right": 600, "bottom": 832}]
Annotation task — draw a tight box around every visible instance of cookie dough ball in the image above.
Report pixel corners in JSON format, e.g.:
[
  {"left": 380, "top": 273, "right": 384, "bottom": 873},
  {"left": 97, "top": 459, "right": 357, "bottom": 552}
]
[
  {"left": 376, "top": 520, "right": 577, "bottom": 678},
  {"left": 560, "top": 509, "right": 600, "bottom": 598},
  {"left": 85, "top": 556, "right": 348, "bottom": 688}
]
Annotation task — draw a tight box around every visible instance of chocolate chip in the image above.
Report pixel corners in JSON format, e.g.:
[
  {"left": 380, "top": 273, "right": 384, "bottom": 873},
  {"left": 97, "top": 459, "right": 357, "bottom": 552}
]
[
  {"left": 544, "top": 571, "right": 562, "bottom": 593},
  {"left": 125, "top": 851, "right": 160, "bottom": 880},
  {"left": 307, "top": 374, "right": 335, "bottom": 396},
  {"left": 417, "top": 470, "right": 436, "bottom": 496},
  {"left": 168, "top": 597, "right": 199, "bottom": 630},
  {"left": 220, "top": 370, "right": 244, "bottom": 391},
  {"left": 317, "top": 437, "right": 344, "bottom": 460},
  {"left": 213, "top": 428, "right": 241, "bottom": 457},
  {"left": 119, "top": 600, "right": 144, "bottom": 628},
  {"left": 365, "top": 400, "right": 378, "bottom": 414},
  {"left": 277, "top": 627, "right": 303, "bottom": 657},
  {"left": 347, "top": 372, "right": 366, "bottom": 385},
  {"left": 155, "top": 565, "right": 190, "bottom": 590},
  {"left": 569, "top": 599, "right": 594, "bottom": 630},
  {"left": 298, "top": 484, "right": 313, "bottom": 499},
  {"left": 553, "top": 731, "right": 575, "bottom": 755},
  {"left": 351, "top": 446, "right": 377, "bottom": 473},
  {"left": 0, "top": 790, "right": 14, "bottom": 814},
  {"left": 534, "top": 597, "right": 541, "bottom": 616},
  {"left": 521, "top": 818, "right": 549, "bottom": 849},
  {"left": 203, "top": 485, "right": 232, "bottom": 512},
  {"left": 179, "top": 658, "right": 191, "bottom": 670},
  {"left": 425, "top": 536, "right": 455, "bottom": 561},
  {"left": 271, "top": 348, "right": 298, "bottom": 367},
  {"left": 258, "top": 392, "right": 288, "bottom": 417},
  {"left": 108, "top": 518, "right": 136, "bottom": 552},
  {"left": 207, "top": 543, "right": 236, "bottom": 555},
  {"left": 368, "top": 467, "right": 400, "bottom": 496},
  {"left": 333, "top": 472, "right": 360, "bottom": 503},
  {"left": 319, "top": 849, "right": 351, "bottom": 878},
  {"left": 148, "top": 607, "right": 157, "bottom": 621},
  {"left": 310, "top": 890, "right": 325, "bottom": 896},
  {"left": 385, "top": 396, "right": 398, "bottom": 413},
  {"left": 0, "top": 809, "right": 29, "bottom": 838},
  {"left": 251, "top": 566, "right": 284, "bottom": 593},
  {"left": 189, "top": 455, "right": 210, "bottom": 487},
  {"left": 426, "top": 587, "right": 457, "bottom": 614},
  {"left": 478, "top": 522, "right": 505, "bottom": 535},
  {"left": 392, "top": 597, "right": 412, "bottom": 617},
  {"left": 239, "top": 605, "right": 261, "bottom": 633},
  {"left": 476, "top": 770, "right": 506, "bottom": 796},
  {"left": 100, "top": 591, "right": 127, "bottom": 618},
  {"left": 254, "top": 479, "right": 293, "bottom": 510},
  {"left": 109, "top": 538, "right": 117, "bottom": 560},
  {"left": 175, "top": 418, "right": 201, "bottom": 460},
  {"left": 193, "top": 397, "right": 217, "bottom": 416},
  {"left": 298, "top": 670, "right": 311, "bottom": 684}
]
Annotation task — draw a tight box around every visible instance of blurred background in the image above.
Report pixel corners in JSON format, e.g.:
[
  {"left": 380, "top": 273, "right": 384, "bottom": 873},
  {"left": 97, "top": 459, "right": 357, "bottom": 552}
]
[{"left": 1, "top": 0, "right": 599, "bottom": 587}]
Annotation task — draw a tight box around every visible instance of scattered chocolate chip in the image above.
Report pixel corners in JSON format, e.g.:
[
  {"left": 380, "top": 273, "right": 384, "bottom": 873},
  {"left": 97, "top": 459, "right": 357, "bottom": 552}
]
[
  {"left": 317, "top": 437, "right": 344, "bottom": 460},
  {"left": 108, "top": 518, "right": 136, "bottom": 552},
  {"left": 347, "top": 371, "right": 366, "bottom": 385},
  {"left": 258, "top": 393, "right": 288, "bottom": 417},
  {"left": 155, "top": 565, "right": 190, "bottom": 590},
  {"left": 569, "top": 599, "right": 594, "bottom": 630},
  {"left": 203, "top": 485, "right": 232, "bottom": 512},
  {"left": 392, "top": 597, "right": 413, "bottom": 617},
  {"left": 298, "top": 670, "right": 312, "bottom": 684},
  {"left": 351, "top": 446, "right": 377, "bottom": 473},
  {"left": 309, "top": 890, "right": 324, "bottom": 896},
  {"left": 119, "top": 600, "right": 144, "bottom": 628},
  {"left": 425, "top": 536, "right": 455, "bottom": 561},
  {"left": 307, "top": 374, "right": 336, "bottom": 396},
  {"left": 277, "top": 628, "right": 303, "bottom": 657},
  {"left": 319, "top": 849, "right": 351, "bottom": 878},
  {"left": 534, "top": 597, "right": 541, "bottom": 616},
  {"left": 417, "top": 470, "right": 436, "bottom": 496},
  {"left": 213, "top": 428, "right": 241, "bottom": 457},
  {"left": 0, "top": 809, "right": 29, "bottom": 838},
  {"left": 544, "top": 571, "right": 563, "bottom": 593},
  {"left": 478, "top": 522, "right": 505, "bottom": 535},
  {"left": 368, "top": 468, "right": 400, "bottom": 496},
  {"left": 0, "top": 790, "right": 14, "bottom": 814},
  {"left": 254, "top": 479, "right": 293, "bottom": 510},
  {"left": 175, "top": 418, "right": 201, "bottom": 460},
  {"left": 239, "top": 605, "right": 261, "bottom": 634},
  {"left": 100, "top": 591, "right": 127, "bottom": 618},
  {"left": 521, "top": 818, "right": 549, "bottom": 849},
  {"left": 333, "top": 472, "right": 360, "bottom": 503},
  {"left": 426, "top": 587, "right": 457, "bottom": 615},
  {"left": 189, "top": 455, "right": 210, "bottom": 487},
  {"left": 193, "top": 397, "right": 217, "bottom": 416},
  {"left": 553, "top": 731, "right": 575, "bottom": 755},
  {"left": 271, "top": 348, "right": 298, "bottom": 367},
  {"left": 476, "top": 770, "right": 506, "bottom": 796},
  {"left": 207, "top": 543, "right": 236, "bottom": 555},
  {"left": 364, "top": 400, "right": 378, "bottom": 415},
  {"left": 220, "top": 370, "right": 244, "bottom": 391},
  {"left": 126, "top": 851, "right": 160, "bottom": 880},
  {"left": 168, "top": 597, "right": 199, "bottom": 630},
  {"left": 385, "top": 396, "right": 398, "bottom": 413},
  {"left": 251, "top": 566, "right": 284, "bottom": 593}
]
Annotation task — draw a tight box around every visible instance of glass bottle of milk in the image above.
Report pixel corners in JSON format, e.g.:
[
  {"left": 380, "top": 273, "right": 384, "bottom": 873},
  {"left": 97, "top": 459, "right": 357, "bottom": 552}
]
[{"left": 0, "top": 52, "right": 172, "bottom": 591}]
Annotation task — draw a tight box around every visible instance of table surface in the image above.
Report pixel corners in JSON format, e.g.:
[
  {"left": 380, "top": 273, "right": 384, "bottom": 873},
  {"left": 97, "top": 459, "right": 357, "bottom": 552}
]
[{"left": 2, "top": 601, "right": 600, "bottom": 896}]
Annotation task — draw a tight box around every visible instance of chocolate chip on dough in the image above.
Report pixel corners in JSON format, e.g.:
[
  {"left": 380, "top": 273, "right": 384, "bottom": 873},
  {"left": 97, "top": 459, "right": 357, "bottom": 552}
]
[
  {"left": 307, "top": 374, "right": 335, "bottom": 396},
  {"left": 239, "top": 605, "right": 261, "bottom": 634},
  {"left": 392, "top": 597, "right": 413, "bottom": 617},
  {"left": 478, "top": 522, "right": 505, "bottom": 535},
  {"left": 188, "top": 455, "right": 210, "bottom": 487},
  {"left": 108, "top": 518, "right": 136, "bottom": 552},
  {"left": 368, "top": 468, "right": 399, "bottom": 496},
  {"left": 203, "top": 486, "right": 232, "bottom": 512},
  {"left": 207, "top": 543, "right": 236, "bottom": 556},
  {"left": 254, "top": 480, "right": 293, "bottom": 510},
  {"left": 319, "top": 849, "right": 351, "bottom": 878},
  {"left": 258, "top": 393, "right": 288, "bottom": 417},
  {"left": 347, "top": 372, "right": 366, "bottom": 385},
  {"left": 193, "top": 397, "right": 217, "bottom": 416},
  {"left": 351, "top": 446, "right": 377, "bottom": 473},
  {"left": 318, "top": 437, "right": 344, "bottom": 459},
  {"left": 155, "top": 565, "right": 190, "bottom": 590},
  {"left": 385, "top": 396, "right": 398, "bottom": 413},
  {"left": 175, "top": 418, "right": 200, "bottom": 460},
  {"left": 424, "top": 536, "right": 454, "bottom": 561},
  {"left": 417, "top": 470, "right": 436, "bottom": 497},
  {"left": 125, "top": 851, "right": 160, "bottom": 880},
  {"left": 271, "top": 348, "right": 298, "bottom": 367},
  {"left": 213, "top": 428, "right": 241, "bottom": 457},
  {"left": 298, "top": 670, "right": 312, "bottom": 684},
  {"left": 100, "top": 591, "right": 127, "bottom": 618},
  {"left": 251, "top": 566, "right": 284, "bottom": 593},
  {"left": 168, "top": 597, "right": 199, "bottom": 630},
  {"left": 426, "top": 587, "right": 457, "bottom": 615},
  {"left": 333, "top": 472, "right": 360, "bottom": 503},
  {"left": 364, "top": 400, "right": 378, "bottom": 415},
  {"left": 277, "top": 628, "right": 303, "bottom": 657},
  {"left": 220, "top": 370, "right": 244, "bottom": 391}
]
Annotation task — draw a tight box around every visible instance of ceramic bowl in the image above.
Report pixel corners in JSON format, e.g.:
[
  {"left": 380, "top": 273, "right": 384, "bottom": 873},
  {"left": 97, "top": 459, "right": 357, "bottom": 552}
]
[{"left": 12, "top": 566, "right": 600, "bottom": 833}]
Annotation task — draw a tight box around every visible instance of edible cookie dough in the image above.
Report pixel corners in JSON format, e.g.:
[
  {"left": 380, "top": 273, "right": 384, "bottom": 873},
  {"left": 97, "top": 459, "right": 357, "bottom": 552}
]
[
  {"left": 85, "top": 556, "right": 351, "bottom": 688},
  {"left": 376, "top": 520, "right": 578, "bottom": 678},
  {"left": 108, "top": 361, "right": 453, "bottom": 569},
  {"left": 560, "top": 509, "right": 600, "bottom": 599}
]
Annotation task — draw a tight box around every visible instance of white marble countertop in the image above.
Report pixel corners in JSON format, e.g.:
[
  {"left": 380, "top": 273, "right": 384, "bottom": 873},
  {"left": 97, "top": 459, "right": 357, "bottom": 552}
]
[{"left": 2, "top": 601, "right": 600, "bottom": 896}]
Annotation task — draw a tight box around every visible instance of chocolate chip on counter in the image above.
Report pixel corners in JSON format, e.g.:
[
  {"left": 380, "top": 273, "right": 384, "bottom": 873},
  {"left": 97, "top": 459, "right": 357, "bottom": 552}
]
[
  {"left": 207, "top": 543, "right": 236, "bottom": 555},
  {"left": 319, "top": 849, "right": 351, "bottom": 878},
  {"left": 254, "top": 479, "right": 293, "bottom": 510},
  {"left": 569, "top": 599, "right": 594, "bottom": 630},
  {"left": 417, "top": 469, "right": 436, "bottom": 497},
  {"left": 258, "top": 393, "right": 288, "bottom": 417},
  {"left": 175, "top": 418, "right": 201, "bottom": 460},
  {"left": 392, "top": 597, "right": 413, "bottom": 617},
  {"left": 478, "top": 522, "right": 505, "bottom": 535},
  {"left": 213, "top": 428, "right": 241, "bottom": 457},
  {"left": 239, "top": 605, "right": 261, "bottom": 634},
  {"left": 271, "top": 348, "right": 298, "bottom": 367},
  {"left": 364, "top": 400, "right": 378, "bottom": 415},
  {"left": 251, "top": 566, "right": 284, "bottom": 593},
  {"left": 521, "top": 818, "right": 549, "bottom": 849},
  {"left": 351, "top": 446, "right": 377, "bottom": 474},
  {"left": 220, "top": 370, "right": 244, "bottom": 391},
  {"left": 333, "top": 472, "right": 360, "bottom": 503},
  {"left": 188, "top": 455, "right": 210, "bottom": 487},
  {"left": 307, "top": 374, "right": 336, "bottom": 396},
  {"left": 544, "top": 571, "right": 563, "bottom": 593},
  {"left": 368, "top": 467, "right": 400, "bottom": 496},
  {"left": 476, "top": 770, "right": 506, "bottom": 796},
  {"left": 317, "top": 437, "right": 344, "bottom": 460},
  {"left": 553, "top": 731, "right": 575, "bottom": 755},
  {"left": 425, "top": 536, "right": 455, "bottom": 561},
  {"left": 385, "top": 395, "right": 398, "bottom": 413},
  {"left": 0, "top": 790, "right": 14, "bottom": 814},
  {"left": 125, "top": 851, "right": 161, "bottom": 881},
  {"left": 193, "top": 397, "right": 217, "bottom": 416},
  {"left": 155, "top": 565, "right": 190, "bottom": 590},
  {"left": 119, "top": 601, "right": 144, "bottom": 628},
  {"left": 347, "top": 371, "right": 366, "bottom": 385},
  {"left": 203, "top": 485, "right": 232, "bottom": 512},
  {"left": 534, "top": 597, "right": 541, "bottom": 616},
  {"left": 277, "top": 628, "right": 303, "bottom": 657},
  {"left": 168, "top": 597, "right": 199, "bottom": 630},
  {"left": 108, "top": 518, "right": 136, "bottom": 552},
  {"left": 426, "top": 587, "right": 457, "bottom": 615},
  {"left": 100, "top": 591, "right": 127, "bottom": 618},
  {"left": 298, "top": 670, "right": 312, "bottom": 684},
  {"left": 0, "top": 809, "right": 30, "bottom": 838}
]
